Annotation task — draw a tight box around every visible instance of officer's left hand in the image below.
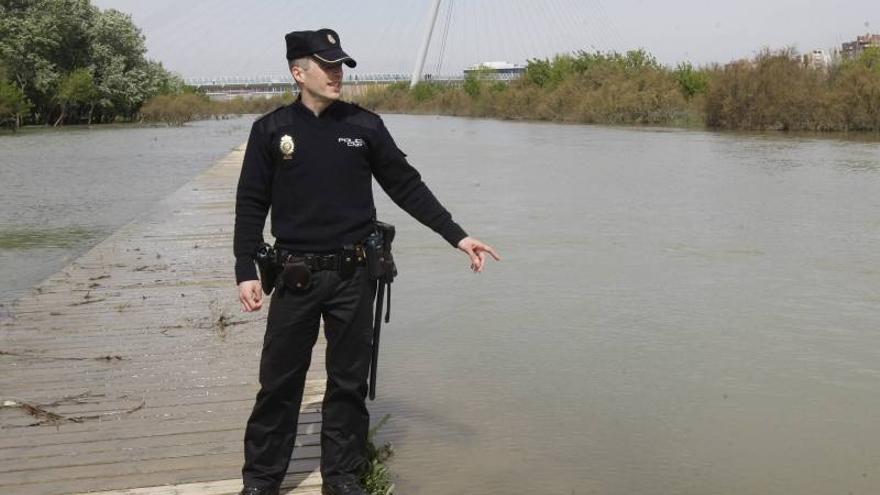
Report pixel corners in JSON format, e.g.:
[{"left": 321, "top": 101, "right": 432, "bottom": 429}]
[{"left": 457, "top": 236, "right": 500, "bottom": 273}]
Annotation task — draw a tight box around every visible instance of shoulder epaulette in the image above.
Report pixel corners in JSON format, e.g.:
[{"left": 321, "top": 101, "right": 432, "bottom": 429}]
[
  {"left": 254, "top": 103, "right": 290, "bottom": 123},
  {"left": 340, "top": 101, "right": 383, "bottom": 130},
  {"left": 348, "top": 102, "right": 382, "bottom": 119}
]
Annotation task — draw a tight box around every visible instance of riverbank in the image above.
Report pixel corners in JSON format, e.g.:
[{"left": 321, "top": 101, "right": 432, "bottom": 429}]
[
  {"left": 139, "top": 94, "right": 295, "bottom": 126},
  {"left": 0, "top": 119, "right": 233, "bottom": 135},
  {"left": 0, "top": 107, "right": 268, "bottom": 134},
  {"left": 356, "top": 48, "right": 880, "bottom": 133}
]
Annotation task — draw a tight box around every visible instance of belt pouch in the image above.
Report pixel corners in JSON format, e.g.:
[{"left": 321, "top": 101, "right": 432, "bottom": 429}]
[
  {"left": 339, "top": 247, "right": 357, "bottom": 279},
  {"left": 281, "top": 260, "right": 312, "bottom": 292}
]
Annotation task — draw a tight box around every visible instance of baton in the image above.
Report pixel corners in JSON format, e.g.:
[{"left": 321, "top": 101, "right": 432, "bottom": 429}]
[
  {"left": 368, "top": 280, "right": 386, "bottom": 400},
  {"left": 368, "top": 279, "right": 392, "bottom": 400}
]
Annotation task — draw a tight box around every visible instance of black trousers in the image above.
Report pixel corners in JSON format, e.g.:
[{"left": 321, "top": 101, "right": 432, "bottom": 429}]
[{"left": 242, "top": 267, "right": 376, "bottom": 488}]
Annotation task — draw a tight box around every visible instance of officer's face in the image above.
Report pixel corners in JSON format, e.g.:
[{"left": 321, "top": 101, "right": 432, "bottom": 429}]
[{"left": 292, "top": 57, "right": 343, "bottom": 102}]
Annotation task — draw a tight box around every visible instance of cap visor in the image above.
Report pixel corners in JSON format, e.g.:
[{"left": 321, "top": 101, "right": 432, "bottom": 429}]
[{"left": 313, "top": 47, "right": 356, "bottom": 68}]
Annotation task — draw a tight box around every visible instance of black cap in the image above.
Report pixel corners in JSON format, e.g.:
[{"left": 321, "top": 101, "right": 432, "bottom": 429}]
[{"left": 285, "top": 28, "right": 356, "bottom": 68}]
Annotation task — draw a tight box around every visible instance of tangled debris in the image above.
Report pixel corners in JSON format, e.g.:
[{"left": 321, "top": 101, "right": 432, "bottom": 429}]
[
  {"left": 69, "top": 290, "right": 108, "bottom": 307},
  {"left": 206, "top": 300, "right": 247, "bottom": 340},
  {"left": 133, "top": 264, "right": 169, "bottom": 272},
  {"left": 1, "top": 391, "right": 145, "bottom": 427},
  {"left": 0, "top": 350, "right": 124, "bottom": 361}
]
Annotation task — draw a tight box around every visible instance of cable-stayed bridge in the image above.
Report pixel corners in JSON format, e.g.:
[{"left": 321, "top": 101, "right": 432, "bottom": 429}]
[
  {"left": 183, "top": 0, "right": 624, "bottom": 99},
  {"left": 185, "top": 73, "right": 453, "bottom": 99},
  {"left": 185, "top": 70, "right": 524, "bottom": 99}
]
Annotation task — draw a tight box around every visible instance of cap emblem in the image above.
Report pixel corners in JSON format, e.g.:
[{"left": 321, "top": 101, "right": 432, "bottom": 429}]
[
  {"left": 280, "top": 135, "right": 295, "bottom": 159},
  {"left": 327, "top": 33, "right": 336, "bottom": 44}
]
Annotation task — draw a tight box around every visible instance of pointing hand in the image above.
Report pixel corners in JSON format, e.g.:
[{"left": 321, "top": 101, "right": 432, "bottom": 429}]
[{"left": 457, "top": 236, "right": 501, "bottom": 273}]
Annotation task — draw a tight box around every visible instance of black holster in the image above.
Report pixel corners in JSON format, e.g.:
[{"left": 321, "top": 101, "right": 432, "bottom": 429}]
[
  {"left": 255, "top": 243, "right": 279, "bottom": 295},
  {"left": 364, "top": 221, "right": 398, "bottom": 283}
]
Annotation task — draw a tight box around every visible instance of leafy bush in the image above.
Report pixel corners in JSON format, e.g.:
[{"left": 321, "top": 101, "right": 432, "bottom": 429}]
[
  {"left": 139, "top": 92, "right": 298, "bottom": 125},
  {"left": 703, "top": 47, "right": 880, "bottom": 131},
  {"left": 140, "top": 93, "right": 208, "bottom": 126},
  {"left": 411, "top": 82, "right": 443, "bottom": 102},
  {"left": 675, "top": 62, "right": 710, "bottom": 98},
  {"left": 463, "top": 73, "right": 481, "bottom": 98}
]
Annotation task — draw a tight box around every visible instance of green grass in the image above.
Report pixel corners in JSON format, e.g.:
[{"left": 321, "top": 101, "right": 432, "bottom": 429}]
[
  {"left": 361, "top": 414, "right": 396, "bottom": 495},
  {"left": 0, "top": 227, "right": 103, "bottom": 249}
]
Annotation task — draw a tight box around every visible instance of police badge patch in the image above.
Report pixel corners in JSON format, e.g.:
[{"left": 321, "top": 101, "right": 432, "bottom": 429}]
[{"left": 280, "top": 135, "right": 295, "bottom": 160}]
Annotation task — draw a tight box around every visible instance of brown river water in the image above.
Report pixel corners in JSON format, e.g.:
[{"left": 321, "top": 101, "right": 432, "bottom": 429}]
[{"left": 2, "top": 115, "right": 880, "bottom": 494}]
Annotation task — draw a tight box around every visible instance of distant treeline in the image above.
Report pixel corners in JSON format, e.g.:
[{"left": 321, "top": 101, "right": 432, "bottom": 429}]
[
  {"left": 356, "top": 47, "right": 880, "bottom": 133},
  {"left": 0, "top": 0, "right": 186, "bottom": 130}
]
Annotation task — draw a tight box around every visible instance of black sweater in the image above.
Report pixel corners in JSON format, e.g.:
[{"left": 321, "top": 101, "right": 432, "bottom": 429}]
[{"left": 233, "top": 100, "right": 467, "bottom": 283}]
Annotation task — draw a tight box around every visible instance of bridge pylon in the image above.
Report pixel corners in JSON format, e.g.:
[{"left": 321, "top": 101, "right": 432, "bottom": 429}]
[{"left": 410, "top": 0, "right": 443, "bottom": 88}]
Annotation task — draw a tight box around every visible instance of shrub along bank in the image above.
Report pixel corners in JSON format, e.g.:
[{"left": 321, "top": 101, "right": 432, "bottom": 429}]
[
  {"left": 356, "top": 47, "right": 880, "bottom": 133},
  {"left": 139, "top": 93, "right": 297, "bottom": 126}
]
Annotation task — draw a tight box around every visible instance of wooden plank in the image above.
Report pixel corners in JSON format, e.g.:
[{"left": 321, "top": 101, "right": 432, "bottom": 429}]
[
  {"left": 67, "top": 471, "right": 323, "bottom": 495},
  {"left": 0, "top": 379, "right": 326, "bottom": 411},
  {"left": 0, "top": 402, "right": 322, "bottom": 438},
  {"left": 0, "top": 415, "right": 323, "bottom": 449},
  {"left": 0, "top": 355, "right": 329, "bottom": 385},
  {"left": 0, "top": 430, "right": 320, "bottom": 462},
  {"left": 0, "top": 443, "right": 321, "bottom": 477},
  {"left": 5, "top": 459, "right": 320, "bottom": 495}
]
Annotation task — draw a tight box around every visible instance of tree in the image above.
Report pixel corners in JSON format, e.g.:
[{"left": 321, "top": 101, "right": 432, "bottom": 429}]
[
  {"left": 857, "top": 46, "right": 880, "bottom": 72},
  {"left": 54, "top": 68, "right": 99, "bottom": 125},
  {"left": 525, "top": 58, "right": 554, "bottom": 87},
  {"left": 89, "top": 8, "right": 155, "bottom": 121},
  {"left": 0, "top": 79, "right": 32, "bottom": 131},
  {"left": 829, "top": 46, "right": 880, "bottom": 131},
  {"left": 463, "top": 66, "right": 496, "bottom": 97},
  {"left": 675, "top": 62, "right": 709, "bottom": 98},
  {"left": 0, "top": 0, "right": 98, "bottom": 122}
]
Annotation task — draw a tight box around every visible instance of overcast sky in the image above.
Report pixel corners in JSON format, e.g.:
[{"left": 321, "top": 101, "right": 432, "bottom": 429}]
[{"left": 92, "top": 0, "right": 877, "bottom": 79}]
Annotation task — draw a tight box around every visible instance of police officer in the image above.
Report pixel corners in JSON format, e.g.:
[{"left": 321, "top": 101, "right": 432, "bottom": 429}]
[{"left": 235, "top": 29, "right": 499, "bottom": 495}]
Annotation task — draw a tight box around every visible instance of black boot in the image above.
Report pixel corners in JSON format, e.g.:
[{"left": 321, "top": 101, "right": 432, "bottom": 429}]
[
  {"left": 239, "top": 486, "right": 280, "bottom": 495},
  {"left": 322, "top": 479, "right": 367, "bottom": 495}
]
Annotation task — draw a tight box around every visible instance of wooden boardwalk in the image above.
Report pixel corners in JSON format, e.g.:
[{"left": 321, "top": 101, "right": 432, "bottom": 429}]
[{"left": 0, "top": 147, "right": 326, "bottom": 495}]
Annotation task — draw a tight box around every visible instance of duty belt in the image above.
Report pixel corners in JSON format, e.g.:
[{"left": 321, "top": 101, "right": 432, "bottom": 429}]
[{"left": 278, "top": 250, "right": 365, "bottom": 271}]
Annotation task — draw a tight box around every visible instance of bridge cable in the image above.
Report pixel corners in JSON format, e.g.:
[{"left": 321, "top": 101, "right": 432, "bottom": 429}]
[
  {"left": 433, "top": 0, "right": 455, "bottom": 77},
  {"left": 519, "top": 1, "right": 549, "bottom": 62},
  {"left": 548, "top": 0, "right": 592, "bottom": 56},
  {"left": 542, "top": 0, "right": 574, "bottom": 58},
  {"left": 559, "top": 0, "right": 607, "bottom": 55},
  {"left": 594, "top": 0, "right": 628, "bottom": 51},
  {"left": 582, "top": 0, "right": 624, "bottom": 53}
]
